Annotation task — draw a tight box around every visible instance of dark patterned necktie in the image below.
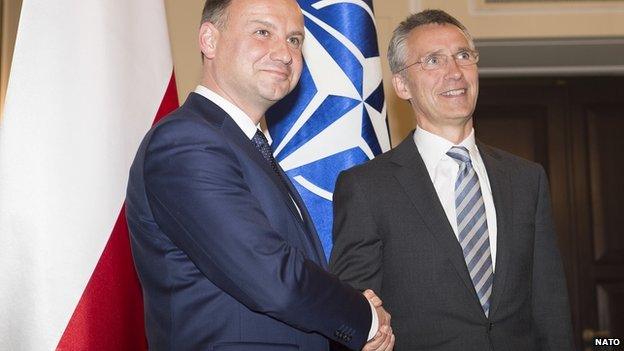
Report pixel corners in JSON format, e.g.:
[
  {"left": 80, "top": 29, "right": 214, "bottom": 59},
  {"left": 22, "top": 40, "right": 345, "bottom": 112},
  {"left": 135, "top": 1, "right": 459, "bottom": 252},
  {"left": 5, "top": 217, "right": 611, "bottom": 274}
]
[
  {"left": 447, "top": 146, "right": 494, "bottom": 317},
  {"left": 251, "top": 130, "right": 304, "bottom": 221},
  {"left": 251, "top": 130, "right": 282, "bottom": 179}
]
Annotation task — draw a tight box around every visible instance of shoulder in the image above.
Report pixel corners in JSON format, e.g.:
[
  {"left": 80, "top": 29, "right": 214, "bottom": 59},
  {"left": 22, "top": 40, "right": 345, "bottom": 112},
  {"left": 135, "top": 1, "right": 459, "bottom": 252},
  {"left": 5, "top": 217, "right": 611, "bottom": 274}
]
[
  {"left": 136, "top": 104, "right": 243, "bottom": 179},
  {"left": 340, "top": 147, "right": 396, "bottom": 180},
  {"left": 144, "top": 100, "right": 230, "bottom": 152},
  {"left": 479, "top": 142, "right": 544, "bottom": 175},
  {"left": 127, "top": 102, "right": 238, "bottom": 177},
  {"left": 154, "top": 106, "right": 221, "bottom": 136},
  {"left": 335, "top": 147, "right": 403, "bottom": 197}
]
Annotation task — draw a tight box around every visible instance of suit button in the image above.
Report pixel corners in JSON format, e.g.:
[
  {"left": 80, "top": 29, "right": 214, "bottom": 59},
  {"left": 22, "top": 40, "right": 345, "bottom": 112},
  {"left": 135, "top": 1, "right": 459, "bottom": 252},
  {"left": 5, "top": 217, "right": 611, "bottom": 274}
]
[{"left": 488, "top": 322, "right": 494, "bottom": 331}]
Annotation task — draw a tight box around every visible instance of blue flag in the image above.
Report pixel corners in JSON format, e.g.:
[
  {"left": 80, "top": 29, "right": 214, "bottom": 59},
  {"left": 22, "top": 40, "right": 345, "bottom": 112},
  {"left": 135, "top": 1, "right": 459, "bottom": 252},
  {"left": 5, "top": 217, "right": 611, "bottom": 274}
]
[{"left": 266, "top": 0, "right": 390, "bottom": 259}]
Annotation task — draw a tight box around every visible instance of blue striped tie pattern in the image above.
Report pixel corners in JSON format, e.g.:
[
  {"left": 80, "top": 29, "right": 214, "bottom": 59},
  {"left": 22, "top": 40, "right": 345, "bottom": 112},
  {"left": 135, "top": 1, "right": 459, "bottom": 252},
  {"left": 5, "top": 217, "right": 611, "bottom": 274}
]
[{"left": 447, "top": 146, "right": 493, "bottom": 316}]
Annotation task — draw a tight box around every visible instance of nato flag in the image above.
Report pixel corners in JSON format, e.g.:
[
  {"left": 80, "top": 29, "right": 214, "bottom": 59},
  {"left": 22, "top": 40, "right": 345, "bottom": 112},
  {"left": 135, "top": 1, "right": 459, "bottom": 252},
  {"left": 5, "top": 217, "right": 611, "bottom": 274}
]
[{"left": 266, "top": 0, "right": 390, "bottom": 258}]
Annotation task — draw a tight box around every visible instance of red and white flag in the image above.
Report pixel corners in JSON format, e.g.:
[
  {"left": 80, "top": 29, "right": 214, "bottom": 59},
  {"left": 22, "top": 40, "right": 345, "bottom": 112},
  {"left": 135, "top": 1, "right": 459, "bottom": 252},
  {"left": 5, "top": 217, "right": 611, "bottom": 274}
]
[{"left": 0, "top": 0, "right": 178, "bottom": 349}]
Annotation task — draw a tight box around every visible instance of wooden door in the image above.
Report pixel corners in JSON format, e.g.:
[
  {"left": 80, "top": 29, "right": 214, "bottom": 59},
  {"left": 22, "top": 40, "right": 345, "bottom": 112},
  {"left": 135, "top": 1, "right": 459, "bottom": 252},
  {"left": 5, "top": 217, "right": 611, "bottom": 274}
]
[{"left": 474, "top": 77, "right": 624, "bottom": 350}]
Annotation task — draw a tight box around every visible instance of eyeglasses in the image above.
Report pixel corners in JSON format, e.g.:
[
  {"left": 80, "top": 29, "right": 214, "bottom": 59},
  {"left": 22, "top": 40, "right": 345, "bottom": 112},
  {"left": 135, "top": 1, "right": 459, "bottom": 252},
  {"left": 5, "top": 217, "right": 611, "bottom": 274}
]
[{"left": 397, "top": 49, "right": 479, "bottom": 72}]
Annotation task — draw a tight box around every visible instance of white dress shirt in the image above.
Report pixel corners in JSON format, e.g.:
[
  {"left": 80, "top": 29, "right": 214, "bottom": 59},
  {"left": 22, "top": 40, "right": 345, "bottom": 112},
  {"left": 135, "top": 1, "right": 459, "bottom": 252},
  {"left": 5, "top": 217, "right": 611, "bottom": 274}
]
[
  {"left": 194, "top": 85, "right": 379, "bottom": 340},
  {"left": 413, "top": 127, "right": 497, "bottom": 270}
]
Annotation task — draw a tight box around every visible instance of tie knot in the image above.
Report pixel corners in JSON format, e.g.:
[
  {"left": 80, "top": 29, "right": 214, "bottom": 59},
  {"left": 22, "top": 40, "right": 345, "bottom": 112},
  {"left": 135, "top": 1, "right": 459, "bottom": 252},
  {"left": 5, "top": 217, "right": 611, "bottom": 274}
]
[
  {"left": 446, "top": 146, "right": 471, "bottom": 165},
  {"left": 252, "top": 130, "right": 276, "bottom": 164},
  {"left": 252, "top": 130, "right": 271, "bottom": 153},
  {"left": 252, "top": 129, "right": 269, "bottom": 146}
]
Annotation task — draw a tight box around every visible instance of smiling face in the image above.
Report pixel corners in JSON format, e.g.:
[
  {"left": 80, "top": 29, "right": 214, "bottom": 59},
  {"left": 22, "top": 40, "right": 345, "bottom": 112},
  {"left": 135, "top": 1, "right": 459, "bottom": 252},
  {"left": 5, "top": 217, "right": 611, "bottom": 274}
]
[
  {"left": 200, "top": 0, "right": 304, "bottom": 119},
  {"left": 392, "top": 23, "right": 479, "bottom": 133}
]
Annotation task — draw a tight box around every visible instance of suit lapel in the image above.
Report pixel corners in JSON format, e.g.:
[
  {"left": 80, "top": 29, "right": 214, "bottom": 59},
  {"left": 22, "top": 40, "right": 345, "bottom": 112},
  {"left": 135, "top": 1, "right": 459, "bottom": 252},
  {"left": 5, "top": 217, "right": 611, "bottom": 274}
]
[
  {"left": 183, "top": 93, "right": 307, "bottom": 230},
  {"left": 391, "top": 135, "right": 482, "bottom": 310},
  {"left": 478, "top": 142, "right": 513, "bottom": 318},
  {"left": 276, "top": 165, "right": 328, "bottom": 269},
  {"left": 222, "top": 117, "right": 307, "bottom": 229},
  {"left": 215, "top": 105, "right": 325, "bottom": 266},
  {"left": 224, "top": 119, "right": 328, "bottom": 267}
]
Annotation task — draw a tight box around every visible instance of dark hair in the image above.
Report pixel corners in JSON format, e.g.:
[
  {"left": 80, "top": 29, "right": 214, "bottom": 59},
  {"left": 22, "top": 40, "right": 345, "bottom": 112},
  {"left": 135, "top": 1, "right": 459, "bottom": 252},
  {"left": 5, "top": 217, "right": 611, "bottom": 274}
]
[
  {"left": 200, "top": 0, "right": 233, "bottom": 28},
  {"left": 388, "top": 9, "right": 473, "bottom": 74}
]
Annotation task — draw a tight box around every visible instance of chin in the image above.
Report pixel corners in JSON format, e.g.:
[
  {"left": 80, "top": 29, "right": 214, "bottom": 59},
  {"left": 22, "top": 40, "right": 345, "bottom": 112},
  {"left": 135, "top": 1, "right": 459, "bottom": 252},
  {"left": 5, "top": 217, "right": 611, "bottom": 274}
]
[
  {"left": 447, "top": 105, "right": 474, "bottom": 116},
  {"left": 261, "top": 86, "right": 293, "bottom": 101}
]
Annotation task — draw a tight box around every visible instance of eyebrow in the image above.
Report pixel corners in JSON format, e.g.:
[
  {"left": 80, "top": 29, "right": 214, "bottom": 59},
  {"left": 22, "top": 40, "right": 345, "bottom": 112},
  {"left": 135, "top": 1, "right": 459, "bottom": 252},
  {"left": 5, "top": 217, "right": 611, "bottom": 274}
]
[
  {"left": 249, "top": 19, "right": 276, "bottom": 29},
  {"left": 422, "top": 46, "right": 473, "bottom": 56},
  {"left": 248, "top": 19, "right": 304, "bottom": 38},
  {"left": 288, "top": 30, "right": 305, "bottom": 39},
  {"left": 455, "top": 46, "right": 474, "bottom": 52}
]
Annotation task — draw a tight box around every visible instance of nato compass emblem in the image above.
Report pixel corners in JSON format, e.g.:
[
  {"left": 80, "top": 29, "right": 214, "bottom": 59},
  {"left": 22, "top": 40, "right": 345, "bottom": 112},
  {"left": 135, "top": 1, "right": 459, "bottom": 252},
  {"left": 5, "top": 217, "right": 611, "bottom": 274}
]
[{"left": 266, "top": 0, "right": 390, "bottom": 258}]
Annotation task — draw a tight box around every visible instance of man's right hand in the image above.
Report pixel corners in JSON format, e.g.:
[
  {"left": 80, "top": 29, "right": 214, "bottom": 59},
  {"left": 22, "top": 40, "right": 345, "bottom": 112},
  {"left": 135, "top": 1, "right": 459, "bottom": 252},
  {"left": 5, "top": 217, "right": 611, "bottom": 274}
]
[{"left": 362, "top": 290, "right": 394, "bottom": 351}]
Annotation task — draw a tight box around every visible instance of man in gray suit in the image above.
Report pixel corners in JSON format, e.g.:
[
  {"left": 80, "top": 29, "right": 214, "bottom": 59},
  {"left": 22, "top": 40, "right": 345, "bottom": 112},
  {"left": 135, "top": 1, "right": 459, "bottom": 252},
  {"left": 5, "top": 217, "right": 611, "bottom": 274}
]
[{"left": 329, "top": 9, "right": 574, "bottom": 351}]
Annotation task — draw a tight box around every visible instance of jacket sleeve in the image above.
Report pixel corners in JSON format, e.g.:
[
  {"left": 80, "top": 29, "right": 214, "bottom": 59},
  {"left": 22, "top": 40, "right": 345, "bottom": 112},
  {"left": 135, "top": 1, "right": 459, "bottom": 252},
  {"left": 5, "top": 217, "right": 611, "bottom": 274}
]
[
  {"left": 329, "top": 170, "right": 383, "bottom": 294},
  {"left": 531, "top": 166, "right": 575, "bottom": 351},
  {"left": 143, "top": 119, "right": 371, "bottom": 350}
]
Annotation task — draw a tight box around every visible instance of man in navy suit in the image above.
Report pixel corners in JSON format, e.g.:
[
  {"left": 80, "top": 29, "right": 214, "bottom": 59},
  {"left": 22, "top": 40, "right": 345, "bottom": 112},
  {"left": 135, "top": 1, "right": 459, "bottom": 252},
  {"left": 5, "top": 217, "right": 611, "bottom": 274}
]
[{"left": 125, "top": 0, "right": 394, "bottom": 350}]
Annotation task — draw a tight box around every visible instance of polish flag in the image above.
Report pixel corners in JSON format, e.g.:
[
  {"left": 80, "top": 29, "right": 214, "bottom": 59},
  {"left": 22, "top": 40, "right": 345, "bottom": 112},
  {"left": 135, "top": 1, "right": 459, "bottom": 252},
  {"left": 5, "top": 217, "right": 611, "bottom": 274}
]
[{"left": 0, "top": 1, "right": 178, "bottom": 349}]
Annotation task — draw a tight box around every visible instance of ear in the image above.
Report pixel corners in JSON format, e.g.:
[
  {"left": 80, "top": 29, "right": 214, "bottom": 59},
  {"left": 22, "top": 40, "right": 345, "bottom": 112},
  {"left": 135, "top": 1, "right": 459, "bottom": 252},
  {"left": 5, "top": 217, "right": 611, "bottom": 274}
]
[
  {"left": 199, "top": 22, "right": 219, "bottom": 59},
  {"left": 392, "top": 73, "right": 412, "bottom": 101}
]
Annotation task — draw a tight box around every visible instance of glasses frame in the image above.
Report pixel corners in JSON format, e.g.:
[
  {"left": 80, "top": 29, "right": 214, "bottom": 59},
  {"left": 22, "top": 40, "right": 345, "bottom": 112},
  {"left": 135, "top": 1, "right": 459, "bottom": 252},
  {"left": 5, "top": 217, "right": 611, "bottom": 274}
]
[{"left": 397, "top": 49, "right": 480, "bottom": 73}]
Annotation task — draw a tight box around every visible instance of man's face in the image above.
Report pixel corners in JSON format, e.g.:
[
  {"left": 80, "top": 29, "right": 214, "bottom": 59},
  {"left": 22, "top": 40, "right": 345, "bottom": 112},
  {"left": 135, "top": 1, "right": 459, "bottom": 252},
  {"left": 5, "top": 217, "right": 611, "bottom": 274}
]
[
  {"left": 210, "top": 0, "right": 304, "bottom": 109},
  {"left": 393, "top": 23, "right": 479, "bottom": 130}
]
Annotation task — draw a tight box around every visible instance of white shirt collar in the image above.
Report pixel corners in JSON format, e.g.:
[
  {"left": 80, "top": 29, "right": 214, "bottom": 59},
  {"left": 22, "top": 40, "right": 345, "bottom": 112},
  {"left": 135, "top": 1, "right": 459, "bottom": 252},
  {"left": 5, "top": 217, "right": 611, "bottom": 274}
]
[
  {"left": 413, "top": 126, "right": 478, "bottom": 175},
  {"left": 194, "top": 85, "right": 259, "bottom": 140}
]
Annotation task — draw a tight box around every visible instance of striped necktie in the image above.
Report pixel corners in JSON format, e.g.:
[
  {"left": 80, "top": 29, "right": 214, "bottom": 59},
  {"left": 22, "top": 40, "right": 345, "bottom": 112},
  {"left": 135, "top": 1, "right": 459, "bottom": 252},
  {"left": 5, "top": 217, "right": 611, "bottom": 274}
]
[{"left": 447, "top": 146, "right": 494, "bottom": 317}]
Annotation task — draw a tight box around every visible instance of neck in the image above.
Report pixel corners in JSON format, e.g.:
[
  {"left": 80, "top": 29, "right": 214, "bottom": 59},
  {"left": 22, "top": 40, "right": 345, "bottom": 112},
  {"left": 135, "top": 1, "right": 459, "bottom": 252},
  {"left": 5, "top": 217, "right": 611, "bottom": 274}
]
[{"left": 416, "top": 118, "right": 473, "bottom": 145}]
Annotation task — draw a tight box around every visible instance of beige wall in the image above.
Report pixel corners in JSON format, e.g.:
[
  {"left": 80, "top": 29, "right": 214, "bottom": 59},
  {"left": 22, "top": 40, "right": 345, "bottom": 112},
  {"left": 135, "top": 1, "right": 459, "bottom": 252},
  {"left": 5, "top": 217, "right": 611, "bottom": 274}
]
[
  {"left": 164, "top": 0, "right": 204, "bottom": 108},
  {"left": 3, "top": 0, "right": 624, "bottom": 142},
  {"left": 0, "top": 0, "right": 22, "bottom": 120},
  {"left": 374, "top": 1, "right": 414, "bottom": 144},
  {"left": 422, "top": 0, "right": 624, "bottom": 38}
]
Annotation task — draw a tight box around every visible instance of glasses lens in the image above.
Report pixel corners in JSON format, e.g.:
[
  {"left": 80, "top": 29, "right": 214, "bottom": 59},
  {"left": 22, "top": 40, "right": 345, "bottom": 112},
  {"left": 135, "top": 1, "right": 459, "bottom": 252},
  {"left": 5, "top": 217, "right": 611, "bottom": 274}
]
[
  {"left": 456, "top": 50, "right": 479, "bottom": 66},
  {"left": 400, "top": 50, "right": 479, "bottom": 72}
]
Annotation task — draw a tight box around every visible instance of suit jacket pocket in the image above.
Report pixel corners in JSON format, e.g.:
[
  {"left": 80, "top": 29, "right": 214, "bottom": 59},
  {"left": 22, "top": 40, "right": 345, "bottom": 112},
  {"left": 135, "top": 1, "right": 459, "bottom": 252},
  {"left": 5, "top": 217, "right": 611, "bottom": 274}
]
[{"left": 212, "top": 342, "right": 299, "bottom": 351}]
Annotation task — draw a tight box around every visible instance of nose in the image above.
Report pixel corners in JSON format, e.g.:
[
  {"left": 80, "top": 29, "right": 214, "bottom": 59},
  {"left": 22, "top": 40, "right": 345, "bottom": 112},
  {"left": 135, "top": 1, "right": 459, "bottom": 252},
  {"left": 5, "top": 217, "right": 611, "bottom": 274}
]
[
  {"left": 270, "top": 39, "right": 293, "bottom": 66},
  {"left": 444, "top": 56, "right": 463, "bottom": 80}
]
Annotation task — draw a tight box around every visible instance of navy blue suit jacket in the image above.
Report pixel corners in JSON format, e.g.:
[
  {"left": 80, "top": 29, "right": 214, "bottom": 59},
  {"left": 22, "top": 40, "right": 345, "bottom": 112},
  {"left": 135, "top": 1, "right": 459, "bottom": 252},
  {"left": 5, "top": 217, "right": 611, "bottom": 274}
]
[{"left": 126, "top": 93, "right": 371, "bottom": 351}]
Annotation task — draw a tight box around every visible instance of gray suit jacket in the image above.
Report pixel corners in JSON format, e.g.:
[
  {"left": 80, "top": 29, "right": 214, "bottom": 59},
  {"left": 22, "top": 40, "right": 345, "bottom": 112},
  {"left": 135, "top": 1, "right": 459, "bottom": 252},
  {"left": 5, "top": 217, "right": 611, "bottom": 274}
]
[{"left": 330, "top": 132, "right": 574, "bottom": 351}]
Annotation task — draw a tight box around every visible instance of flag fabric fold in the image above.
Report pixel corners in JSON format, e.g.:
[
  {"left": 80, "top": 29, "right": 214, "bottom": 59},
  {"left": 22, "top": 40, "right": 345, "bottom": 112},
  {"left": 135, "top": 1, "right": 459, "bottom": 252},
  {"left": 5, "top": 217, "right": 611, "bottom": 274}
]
[
  {"left": 267, "top": 0, "right": 390, "bottom": 258},
  {"left": 0, "top": 1, "right": 178, "bottom": 349}
]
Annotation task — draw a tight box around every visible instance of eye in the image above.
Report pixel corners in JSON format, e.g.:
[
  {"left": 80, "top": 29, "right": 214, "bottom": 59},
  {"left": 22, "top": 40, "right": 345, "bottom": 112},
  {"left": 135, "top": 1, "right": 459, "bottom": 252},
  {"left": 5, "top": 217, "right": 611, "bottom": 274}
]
[
  {"left": 423, "top": 54, "right": 442, "bottom": 68},
  {"left": 456, "top": 50, "right": 472, "bottom": 61},
  {"left": 255, "top": 29, "right": 270, "bottom": 37},
  {"left": 287, "top": 36, "right": 302, "bottom": 48}
]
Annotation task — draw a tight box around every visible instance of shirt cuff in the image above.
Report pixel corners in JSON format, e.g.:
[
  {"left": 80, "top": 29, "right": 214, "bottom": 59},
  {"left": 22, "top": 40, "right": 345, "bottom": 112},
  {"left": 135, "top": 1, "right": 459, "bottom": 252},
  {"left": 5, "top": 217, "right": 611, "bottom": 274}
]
[{"left": 366, "top": 299, "right": 379, "bottom": 341}]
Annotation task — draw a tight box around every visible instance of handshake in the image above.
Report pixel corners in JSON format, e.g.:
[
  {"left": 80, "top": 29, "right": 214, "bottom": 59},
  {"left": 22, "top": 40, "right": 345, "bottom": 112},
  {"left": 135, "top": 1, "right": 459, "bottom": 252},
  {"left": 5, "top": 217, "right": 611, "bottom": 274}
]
[{"left": 362, "top": 289, "right": 394, "bottom": 351}]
